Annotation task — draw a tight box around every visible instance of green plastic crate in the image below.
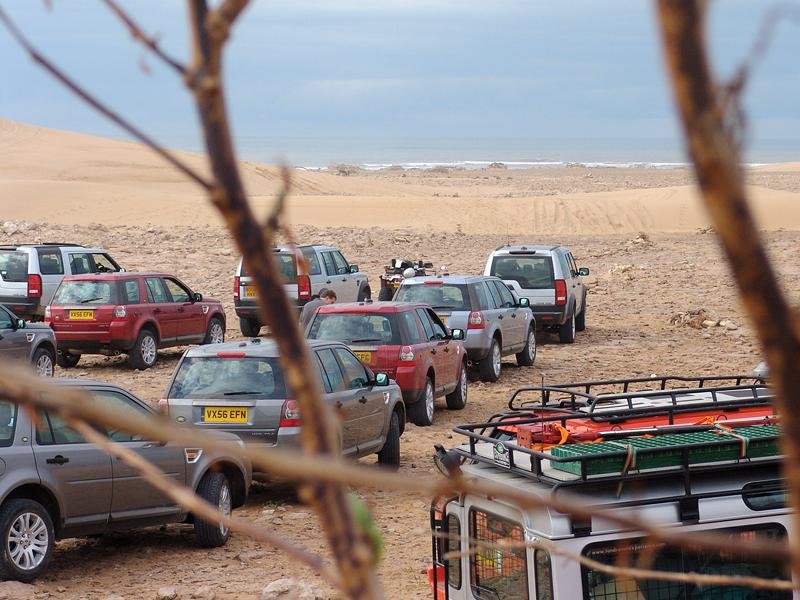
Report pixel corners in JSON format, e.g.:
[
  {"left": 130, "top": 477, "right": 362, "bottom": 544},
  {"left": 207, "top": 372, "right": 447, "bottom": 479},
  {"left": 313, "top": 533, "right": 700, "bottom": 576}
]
[{"left": 549, "top": 424, "right": 781, "bottom": 476}]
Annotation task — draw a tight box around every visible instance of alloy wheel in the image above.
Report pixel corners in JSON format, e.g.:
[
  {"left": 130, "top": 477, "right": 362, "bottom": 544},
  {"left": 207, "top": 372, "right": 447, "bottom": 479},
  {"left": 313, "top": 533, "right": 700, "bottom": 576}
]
[
  {"left": 210, "top": 322, "right": 225, "bottom": 344},
  {"left": 492, "top": 343, "right": 501, "bottom": 378},
  {"left": 35, "top": 353, "right": 54, "bottom": 377},
  {"left": 425, "top": 381, "right": 435, "bottom": 423},
  {"left": 141, "top": 335, "right": 157, "bottom": 365},
  {"left": 7, "top": 512, "right": 48, "bottom": 571},
  {"left": 218, "top": 483, "right": 231, "bottom": 537}
]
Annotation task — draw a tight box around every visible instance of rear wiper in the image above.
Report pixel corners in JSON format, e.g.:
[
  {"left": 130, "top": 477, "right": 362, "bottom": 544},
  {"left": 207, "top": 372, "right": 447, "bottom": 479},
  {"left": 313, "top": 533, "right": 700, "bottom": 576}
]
[
  {"left": 222, "top": 391, "right": 260, "bottom": 396},
  {"left": 80, "top": 297, "right": 104, "bottom": 304},
  {"left": 349, "top": 338, "right": 382, "bottom": 343}
]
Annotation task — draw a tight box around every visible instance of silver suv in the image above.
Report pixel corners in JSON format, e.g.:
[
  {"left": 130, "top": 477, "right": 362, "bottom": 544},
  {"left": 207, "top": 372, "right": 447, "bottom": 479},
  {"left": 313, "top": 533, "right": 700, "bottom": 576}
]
[
  {"left": 484, "top": 244, "right": 589, "bottom": 343},
  {"left": 0, "top": 244, "right": 122, "bottom": 321},
  {"left": 0, "top": 304, "right": 57, "bottom": 376},
  {"left": 0, "top": 380, "right": 251, "bottom": 582},
  {"left": 393, "top": 275, "right": 535, "bottom": 382},
  {"left": 233, "top": 245, "right": 370, "bottom": 336},
  {"left": 162, "top": 338, "right": 404, "bottom": 468}
]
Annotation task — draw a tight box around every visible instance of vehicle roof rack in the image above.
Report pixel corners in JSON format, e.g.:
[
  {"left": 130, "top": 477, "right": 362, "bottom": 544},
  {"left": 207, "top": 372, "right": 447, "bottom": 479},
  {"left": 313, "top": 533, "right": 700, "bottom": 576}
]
[
  {"left": 38, "top": 243, "right": 85, "bottom": 247},
  {"left": 450, "top": 375, "right": 779, "bottom": 500}
]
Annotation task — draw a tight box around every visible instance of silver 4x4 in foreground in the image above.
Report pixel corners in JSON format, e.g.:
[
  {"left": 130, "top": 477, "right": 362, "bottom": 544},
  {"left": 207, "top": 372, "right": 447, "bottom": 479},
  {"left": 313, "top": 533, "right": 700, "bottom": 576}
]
[{"left": 0, "top": 380, "right": 251, "bottom": 582}]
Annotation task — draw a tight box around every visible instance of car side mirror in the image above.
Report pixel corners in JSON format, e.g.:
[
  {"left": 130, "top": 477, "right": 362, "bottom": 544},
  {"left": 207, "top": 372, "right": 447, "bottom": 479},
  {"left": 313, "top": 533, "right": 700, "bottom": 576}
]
[
  {"left": 578, "top": 267, "right": 589, "bottom": 276},
  {"left": 518, "top": 297, "right": 530, "bottom": 308},
  {"left": 375, "top": 372, "right": 389, "bottom": 386},
  {"left": 14, "top": 319, "right": 25, "bottom": 330},
  {"left": 450, "top": 328, "right": 465, "bottom": 341},
  {"left": 193, "top": 292, "right": 203, "bottom": 302},
  {"left": 349, "top": 264, "right": 359, "bottom": 273}
]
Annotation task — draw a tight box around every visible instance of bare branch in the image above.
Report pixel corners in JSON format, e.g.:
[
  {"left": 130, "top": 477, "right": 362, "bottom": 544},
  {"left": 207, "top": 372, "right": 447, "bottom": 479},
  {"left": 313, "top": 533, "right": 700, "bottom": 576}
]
[
  {"left": 64, "top": 416, "right": 339, "bottom": 587},
  {"left": 655, "top": 0, "right": 800, "bottom": 578},
  {"left": 101, "top": 0, "right": 188, "bottom": 76},
  {"left": 0, "top": 5, "right": 213, "bottom": 191},
  {"left": 0, "top": 365, "right": 790, "bottom": 565}
]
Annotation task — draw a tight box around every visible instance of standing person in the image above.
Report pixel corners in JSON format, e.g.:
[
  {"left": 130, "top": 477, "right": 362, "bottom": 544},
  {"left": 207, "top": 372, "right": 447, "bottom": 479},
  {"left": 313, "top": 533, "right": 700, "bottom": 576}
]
[{"left": 299, "top": 288, "right": 337, "bottom": 329}]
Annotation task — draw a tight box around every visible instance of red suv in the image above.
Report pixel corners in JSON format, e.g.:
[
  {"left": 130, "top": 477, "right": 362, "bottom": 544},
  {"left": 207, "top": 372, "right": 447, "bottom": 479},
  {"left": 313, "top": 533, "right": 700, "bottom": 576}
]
[
  {"left": 305, "top": 301, "right": 467, "bottom": 426},
  {"left": 45, "top": 272, "right": 226, "bottom": 370}
]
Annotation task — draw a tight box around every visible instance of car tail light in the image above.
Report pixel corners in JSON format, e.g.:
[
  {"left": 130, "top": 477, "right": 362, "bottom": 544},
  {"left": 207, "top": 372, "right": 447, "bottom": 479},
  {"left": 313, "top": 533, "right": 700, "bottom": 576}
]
[
  {"left": 233, "top": 276, "right": 240, "bottom": 301},
  {"left": 423, "top": 280, "right": 443, "bottom": 285},
  {"left": 279, "top": 399, "right": 301, "bottom": 427},
  {"left": 27, "top": 274, "right": 42, "bottom": 298},
  {"left": 555, "top": 279, "right": 567, "bottom": 306},
  {"left": 399, "top": 345, "right": 415, "bottom": 362},
  {"left": 297, "top": 274, "right": 311, "bottom": 300},
  {"left": 216, "top": 351, "right": 246, "bottom": 358},
  {"left": 468, "top": 311, "right": 485, "bottom": 329},
  {"left": 113, "top": 305, "right": 127, "bottom": 318}
]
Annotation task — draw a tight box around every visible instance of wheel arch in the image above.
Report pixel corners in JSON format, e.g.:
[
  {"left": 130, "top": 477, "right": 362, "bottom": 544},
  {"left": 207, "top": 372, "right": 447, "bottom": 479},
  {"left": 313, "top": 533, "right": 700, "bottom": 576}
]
[
  {"left": 201, "top": 461, "right": 247, "bottom": 509},
  {"left": 3, "top": 483, "right": 62, "bottom": 536}
]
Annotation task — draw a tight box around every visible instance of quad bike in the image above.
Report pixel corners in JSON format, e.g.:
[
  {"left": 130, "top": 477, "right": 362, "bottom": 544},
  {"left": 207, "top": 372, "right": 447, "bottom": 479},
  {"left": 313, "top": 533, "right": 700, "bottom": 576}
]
[{"left": 377, "top": 259, "right": 434, "bottom": 301}]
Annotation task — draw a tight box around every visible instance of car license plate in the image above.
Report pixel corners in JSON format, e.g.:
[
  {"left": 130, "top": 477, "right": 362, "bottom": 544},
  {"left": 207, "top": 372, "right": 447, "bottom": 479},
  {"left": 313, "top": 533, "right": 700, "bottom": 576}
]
[
  {"left": 203, "top": 407, "right": 249, "bottom": 423},
  {"left": 244, "top": 286, "right": 256, "bottom": 298},
  {"left": 68, "top": 310, "right": 94, "bottom": 320},
  {"left": 353, "top": 351, "right": 372, "bottom": 363}
]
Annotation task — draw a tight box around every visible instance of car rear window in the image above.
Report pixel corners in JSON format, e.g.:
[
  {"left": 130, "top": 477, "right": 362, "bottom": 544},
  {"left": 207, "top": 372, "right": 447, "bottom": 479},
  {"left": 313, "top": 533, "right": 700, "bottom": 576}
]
[
  {"left": 52, "top": 280, "right": 118, "bottom": 305},
  {"left": 0, "top": 400, "right": 17, "bottom": 447},
  {"left": 240, "top": 248, "right": 322, "bottom": 280},
  {"left": 490, "top": 255, "right": 554, "bottom": 289},
  {"left": 0, "top": 251, "right": 29, "bottom": 282},
  {"left": 308, "top": 313, "right": 402, "bottom": 345},
  {"left": 168, "top": 356, "right": 287, "bottom": 399},
  {"left": 394, "top": 283, "right": 470, "bottom": 311}
]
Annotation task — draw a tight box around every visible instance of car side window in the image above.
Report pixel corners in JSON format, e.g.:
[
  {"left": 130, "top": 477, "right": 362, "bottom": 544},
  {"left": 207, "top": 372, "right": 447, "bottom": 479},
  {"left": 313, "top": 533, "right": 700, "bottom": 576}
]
[
  {"left": 91, "top": 253, "right": 118, "bottom": 273},
  {"left": 484, "top": 280, "right": 503, "bottom": 309},
  {"left": 334, "top": 348, "right": 370, "bottom": 389},
  {"left": 332, "top": 252, "right": 350, "bottom": 275},
  {"left": 67, "top": 253, "right": 92, "bottom": 275},
  {"left": 493, "top": 281, "right": 516, "bottom": 308},
  {"left": 567, "top": 252, "right": 579, "bottom": 276},
  {"left": 426, "top": 309, "right": 448, "bottom": 339},
  {"left": 121, "top": 280, "right": 141, "bottom": 304},
  {"left": 145, "top": 277, "right": 168, "bottom": 303},
  {"left": 301, "top": 248, "right": 323, "bottom": 276},
  {"left": 313, "top": 352, "right": 333, "bottom": 393},
  {"left": 400, "top": 310, "right": 424, "bottom": 344},
  {"left": 93, "top": 390, "right": 151, "bottom": 442},
  {"left": 471, "top": 282, "right": 489, "bottom": 311},
  {"left": 163, "top": 278, "right": 191, "bottom": 303},
  {"left": 38, "top": 250, "right": 64, "bottom": 275},
  {"left": 415, "top": 308, "right": 435, "bottom": 340},
  {"left": 321, "top": 252, "right": 337, "bottom": 277},
  {"left": 0, "top": 307, "right": 12, "bottom": 329},
  {"left": 557, "top": 252, "right": 571, "bottom": 279},
  {"left": 36, "top": 411, "right": 87, "bottom": 445},
  {"left": 317, "top": 348, "right": 345, "bottom": 392}
]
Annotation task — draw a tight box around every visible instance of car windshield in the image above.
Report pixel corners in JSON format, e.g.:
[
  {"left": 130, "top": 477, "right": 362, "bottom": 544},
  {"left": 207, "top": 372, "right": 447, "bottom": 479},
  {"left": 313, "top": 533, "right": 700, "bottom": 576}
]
[
  {"left": 0, "top": 400, "right": 17, "bottom": 447},
  {"left": 490, "top": 256, "right": 554, "bottom": 289},
  {"left": 52, "top": 280, "right": 117, "bottom": 305},
  {"left": 307, "top": 313, "right": 401, "bottom": 344},
  {"left": 394, "top": 283, "right": 469, "bottom": 311},
  {"left": 169, "top": 356, "right": 287, "bottom": 399},
  {"left": 0, "top": 251, "right": 28, "bottom": 282}
]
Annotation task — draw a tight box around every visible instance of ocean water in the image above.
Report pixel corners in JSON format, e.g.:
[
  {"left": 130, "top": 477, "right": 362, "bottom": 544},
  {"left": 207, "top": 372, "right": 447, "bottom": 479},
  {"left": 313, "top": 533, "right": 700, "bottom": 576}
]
[{"left": 179, "top": 135, "right": 798, "bottom": 170}]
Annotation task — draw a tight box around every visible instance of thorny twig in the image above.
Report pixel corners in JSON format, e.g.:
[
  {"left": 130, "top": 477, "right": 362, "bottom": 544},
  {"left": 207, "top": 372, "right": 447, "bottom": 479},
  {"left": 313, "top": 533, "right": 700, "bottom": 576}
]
[
  {"left": 0, "top": 5, "right": 213, "bottom": 191},
  {"left": 656, "top": 0, "right": 800, "bottom": 581},
  {"left": 64, "top": 416, "right": 339, "bottom": 587},
  {"left": 0, "top": 365, "right": 791, "bottom": 565}
]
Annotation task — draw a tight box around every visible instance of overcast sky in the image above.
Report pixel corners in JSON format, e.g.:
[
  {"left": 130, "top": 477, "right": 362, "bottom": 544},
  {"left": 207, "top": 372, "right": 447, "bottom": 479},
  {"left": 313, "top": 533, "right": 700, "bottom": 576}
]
[{"left": 1, "top": 1, "right": 798, "bottom": 162}]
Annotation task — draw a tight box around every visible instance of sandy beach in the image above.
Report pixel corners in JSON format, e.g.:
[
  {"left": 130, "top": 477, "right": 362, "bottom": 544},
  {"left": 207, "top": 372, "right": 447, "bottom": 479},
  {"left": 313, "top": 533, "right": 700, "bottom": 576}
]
[{"left": 1, "top": 118, "right": 800, "bottom": 598}]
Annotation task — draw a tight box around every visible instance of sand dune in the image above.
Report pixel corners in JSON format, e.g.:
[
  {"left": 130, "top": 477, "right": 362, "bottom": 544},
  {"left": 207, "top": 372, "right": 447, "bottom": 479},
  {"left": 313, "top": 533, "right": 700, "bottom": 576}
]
[{"left": 2, "top": 118, "right": 799, "bottom": 234}]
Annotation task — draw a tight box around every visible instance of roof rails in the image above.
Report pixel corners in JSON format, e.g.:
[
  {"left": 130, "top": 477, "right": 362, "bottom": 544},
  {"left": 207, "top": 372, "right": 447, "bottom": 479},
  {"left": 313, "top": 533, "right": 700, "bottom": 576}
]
[
  {"left": 450, "top": 375, "right": 778, "bottom": 500},
  {"left": 38, "top": 243, "right": 85, "bottom": 247}
]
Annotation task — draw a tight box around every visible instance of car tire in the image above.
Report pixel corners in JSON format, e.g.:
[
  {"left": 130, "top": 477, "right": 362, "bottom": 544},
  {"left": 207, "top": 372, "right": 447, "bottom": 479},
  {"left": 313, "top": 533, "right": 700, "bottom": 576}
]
[
  {"left": 377, "top": 287, "right": 393, "bottom": 301},
  {"left": 576, "top": 302, "right": 587, "bottom": 332},
  {"left": 559, "top": 311, "right": 576, "bottom": 344},
  {"left": 377, "top": 411, "right": 401, "bottom": 469},
  {"left": 128, "top": 328, "right": 158, "bottom": 370},
  {"left": 194, "top": 472, "right": 232, "bottom": 548},
  {"left": 478, "top": 338, "right": 502, "bottom": 382},
  {"left": 0, "top": 498, "right": 55, "bottom": 583},
  {"left": 202, "top": 317, "right": 225, "bottom": 345},
  {"left": 357, "top": 285, "right": 371, "bottom": 302},
  {"left": 445, "top": 363, "right": 468, "bottom": 410},
  {"left": 409, "top": 377, "right": 435, "bottom": 426},
  {"left": 239, "top": 317, "right": 261, "bottom": 337},
  {"left": 516, "top": 327, "right": 537, "bottom": 367},
  {"left": 56, "top": 349, "right": 80, "bottom": 369},
  {"left": 32, "top": 347, "right": 55, "bottom": 377}
]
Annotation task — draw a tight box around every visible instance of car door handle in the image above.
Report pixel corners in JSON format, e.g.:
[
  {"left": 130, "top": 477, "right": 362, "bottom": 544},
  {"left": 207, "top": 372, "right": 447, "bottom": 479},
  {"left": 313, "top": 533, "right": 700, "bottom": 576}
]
[
  {"left": 326, "top": 280, "right": 332, "bottom": 284},
  {"left": 511, "top": 313, "right": 517, "bottom": 318},
  {"left": 46, "top": 455, "right": 69, "bottom": 465},
  {"left": 498, "top": 315, "right": 504, "bottom": 320},
  {"left": 443, "top": 346, "right": 450, "bottom": 353},
  {"left": 335, "top": 400, "right": 343, "bottom": 408},
  {"left": 431, "top": 348, "right": 437, "bottom": 355},
  {"left": 177, "top": 307, "right": 184, "bottom": 312},
  {"left": 153, "top": 308, "right": 162, "bottom": 314},
  {"left": 358, "top": 396, "right": 368, "bottom": 404}
]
